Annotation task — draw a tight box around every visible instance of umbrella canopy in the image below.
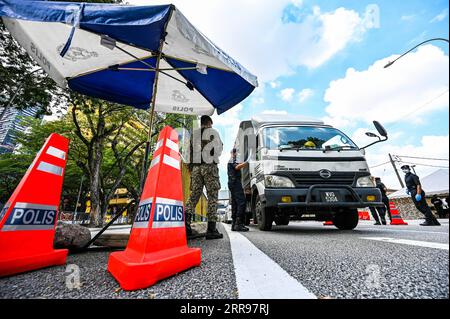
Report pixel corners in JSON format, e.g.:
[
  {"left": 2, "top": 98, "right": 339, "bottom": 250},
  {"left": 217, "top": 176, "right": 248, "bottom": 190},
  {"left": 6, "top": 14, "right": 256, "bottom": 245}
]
[{"left": 0, "top": 0, "right": 258, "bottom": 116}]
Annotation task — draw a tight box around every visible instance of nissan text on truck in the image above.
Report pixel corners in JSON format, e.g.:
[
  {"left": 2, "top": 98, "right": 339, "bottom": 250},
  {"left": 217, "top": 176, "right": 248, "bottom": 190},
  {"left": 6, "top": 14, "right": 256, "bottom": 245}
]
[{"left": 234, "top": 114, "right": 388, "bottom": 231}]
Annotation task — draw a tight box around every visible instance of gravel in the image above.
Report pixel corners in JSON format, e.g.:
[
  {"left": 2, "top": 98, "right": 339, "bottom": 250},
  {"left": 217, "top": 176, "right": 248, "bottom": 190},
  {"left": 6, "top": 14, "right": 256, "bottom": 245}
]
[{"left": 0, "top": 224, "right": 237, "bottom": 299}]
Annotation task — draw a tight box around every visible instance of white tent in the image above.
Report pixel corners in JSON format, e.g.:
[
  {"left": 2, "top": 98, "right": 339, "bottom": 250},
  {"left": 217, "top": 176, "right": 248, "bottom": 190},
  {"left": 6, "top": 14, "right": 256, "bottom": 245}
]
[{"left": 389, "top": 169, "right": 449, "bottom": 199}]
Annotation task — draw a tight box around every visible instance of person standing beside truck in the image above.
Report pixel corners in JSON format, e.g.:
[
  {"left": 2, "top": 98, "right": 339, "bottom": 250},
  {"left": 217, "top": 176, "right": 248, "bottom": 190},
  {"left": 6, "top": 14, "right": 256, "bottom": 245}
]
[
  {"left": 185, "top": 115, "right": 224, "bottom": 239},
  {"left": 228, "top": 148, "right": 249, "bottom": 232},
  {"left": 375, "top": 177, "right": 392, "bottom": 222},
  {"left": 401, "top": 165, "right": 440, "bottom": 226},
  {"left": 369, "top": 177, "right": 387, "bottom": 225}
]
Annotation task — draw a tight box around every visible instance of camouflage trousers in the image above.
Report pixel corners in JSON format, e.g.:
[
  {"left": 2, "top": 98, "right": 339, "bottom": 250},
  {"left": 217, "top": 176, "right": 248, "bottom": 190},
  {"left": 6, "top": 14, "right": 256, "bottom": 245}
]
[{"left": 185, "top": 164, "right": 221, "bottom": 223}]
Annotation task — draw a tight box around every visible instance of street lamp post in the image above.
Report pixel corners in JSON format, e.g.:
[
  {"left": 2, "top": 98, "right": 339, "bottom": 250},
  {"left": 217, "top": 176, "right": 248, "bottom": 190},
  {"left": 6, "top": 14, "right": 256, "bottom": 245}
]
[{"left": 384, "top": 38, "right": 449, "bottom": 68}]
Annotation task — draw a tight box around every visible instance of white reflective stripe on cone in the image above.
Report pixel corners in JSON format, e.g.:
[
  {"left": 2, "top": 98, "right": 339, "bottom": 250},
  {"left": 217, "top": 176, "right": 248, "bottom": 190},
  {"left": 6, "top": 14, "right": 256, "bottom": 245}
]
[
  {"left": 150, "top": 155, "right": 161, "bottom": 169},
  {"left": 154, "top": 139, "right": 164, "bottom": 152},
  {"left": 162, "top": 154, "right": 180, "bottom": 170},
  {"left": 46, "top": 146, "right": 66, "bottom": 160},
  {"left": 165, "top": 139, "right": 179, "bottom": 153},
  {"left": 13, "top": 202, "right": 58, "bottom": 210},
  {"left": 36, "top": 161, "right": 63, "bottom": 176}
]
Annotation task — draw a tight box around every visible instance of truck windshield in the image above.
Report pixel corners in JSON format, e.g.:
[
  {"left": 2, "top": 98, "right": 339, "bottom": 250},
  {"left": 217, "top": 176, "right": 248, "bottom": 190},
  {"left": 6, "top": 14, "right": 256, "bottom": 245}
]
[{"left": 262, "top": 126, "right": 358, "bottom": 151}]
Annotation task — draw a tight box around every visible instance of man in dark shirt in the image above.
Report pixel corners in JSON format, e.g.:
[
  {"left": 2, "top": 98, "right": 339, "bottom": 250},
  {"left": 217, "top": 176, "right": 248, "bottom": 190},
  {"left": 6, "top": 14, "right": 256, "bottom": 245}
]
[
  {"left": 227, "top": 148, "right": 249, "bottom": 232},
  {"left": 369, "top": 177, "right": 388, "bottom": 225},
  {"left": 401, "top": 165, "right": 440, "bottom": 226}
]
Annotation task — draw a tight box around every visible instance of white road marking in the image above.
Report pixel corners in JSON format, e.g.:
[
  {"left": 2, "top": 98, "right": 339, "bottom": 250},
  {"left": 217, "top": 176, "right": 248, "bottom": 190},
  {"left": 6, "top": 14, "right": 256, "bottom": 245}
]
[
  {"left": 223, "top": 224, "right": 316, "bottom": 299},
  {"left": 358, "top": 227, "right": 449, "bottom": 235},
  {"left": 362, "top": 237, "right": 449, "bottom": 250}
]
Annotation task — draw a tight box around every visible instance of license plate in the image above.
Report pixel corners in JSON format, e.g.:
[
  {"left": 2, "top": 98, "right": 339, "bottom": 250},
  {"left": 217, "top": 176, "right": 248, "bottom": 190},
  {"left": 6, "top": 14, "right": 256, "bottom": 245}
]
[{"left": 321, "top": 191, "right": 340, "bottom": 203}]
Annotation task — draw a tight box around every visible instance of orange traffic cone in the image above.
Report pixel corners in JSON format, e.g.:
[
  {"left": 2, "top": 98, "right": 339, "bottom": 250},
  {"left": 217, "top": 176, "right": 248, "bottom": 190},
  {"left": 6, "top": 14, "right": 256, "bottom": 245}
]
[
  {"left": 389, "top": 202, "right": 408, "bottom": 225},
  {"left": 0, "top": 133, "right": 69, "bottom": 277},
  {"left": 107, "top": 126, "right": 201, "bottom": 290},
  {"left": 358, "top": 210, "right": 371, "bottom": 220}
]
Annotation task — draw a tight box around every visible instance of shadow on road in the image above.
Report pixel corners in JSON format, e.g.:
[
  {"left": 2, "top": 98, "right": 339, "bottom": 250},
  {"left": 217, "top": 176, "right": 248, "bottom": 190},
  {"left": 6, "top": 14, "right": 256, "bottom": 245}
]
[{"left": 245, "top": 223, "right": 370, "bottom": 236}]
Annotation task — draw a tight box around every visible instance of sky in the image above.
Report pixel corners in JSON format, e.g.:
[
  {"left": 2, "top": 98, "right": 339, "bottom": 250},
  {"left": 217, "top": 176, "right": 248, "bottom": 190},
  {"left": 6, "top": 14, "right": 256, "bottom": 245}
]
[{"left": 130, "top": 0, "right": 449, "bottom": 190}]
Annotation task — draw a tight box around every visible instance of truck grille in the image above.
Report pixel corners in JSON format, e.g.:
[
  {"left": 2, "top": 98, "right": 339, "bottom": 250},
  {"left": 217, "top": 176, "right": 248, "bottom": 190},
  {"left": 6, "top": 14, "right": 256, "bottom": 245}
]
[{"left": 290, "top": 171, "right": 357, "bottom": 187}]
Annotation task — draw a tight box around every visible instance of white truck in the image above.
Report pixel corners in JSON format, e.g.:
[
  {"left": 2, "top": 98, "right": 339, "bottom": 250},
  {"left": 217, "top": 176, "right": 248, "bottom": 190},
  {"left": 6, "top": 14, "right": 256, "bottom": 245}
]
[{"left": 233, "top": 114, "right": 388, "bottom": 231}]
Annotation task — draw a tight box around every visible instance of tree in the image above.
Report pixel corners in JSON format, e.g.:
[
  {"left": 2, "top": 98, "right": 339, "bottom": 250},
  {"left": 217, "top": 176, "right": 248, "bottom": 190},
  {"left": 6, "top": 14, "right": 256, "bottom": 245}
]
[
  {"left": 0, "top": 22, "right": 59, "bottom": 121},
  {"left": 0, "top": 0, "right": 123, "bottom": 121},
  {"left": 0, "top": 0, "right": 194, "bottom": 227}
]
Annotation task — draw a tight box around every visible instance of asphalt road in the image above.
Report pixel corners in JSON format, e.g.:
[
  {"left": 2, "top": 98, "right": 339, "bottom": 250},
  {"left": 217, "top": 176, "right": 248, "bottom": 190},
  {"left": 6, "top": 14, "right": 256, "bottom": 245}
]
[
  {"left": 238, "top": 220, "right": 449, "bottom": 299},
  {"left": 0, "top": 220, "right": 448, "bottom": 299}
]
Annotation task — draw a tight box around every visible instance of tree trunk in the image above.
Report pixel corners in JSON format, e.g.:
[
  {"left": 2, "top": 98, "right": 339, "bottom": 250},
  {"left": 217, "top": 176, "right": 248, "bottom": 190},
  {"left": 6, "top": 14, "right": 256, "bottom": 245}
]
[{"left": 88, "top": 140, "right": 104, "bottom": 228}]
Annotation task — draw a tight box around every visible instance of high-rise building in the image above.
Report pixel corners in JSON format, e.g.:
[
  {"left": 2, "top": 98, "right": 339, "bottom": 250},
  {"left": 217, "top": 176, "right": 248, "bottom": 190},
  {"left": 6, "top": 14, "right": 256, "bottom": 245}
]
[{"left": 0, "top": 106, "right": 42, "bottom": 154}]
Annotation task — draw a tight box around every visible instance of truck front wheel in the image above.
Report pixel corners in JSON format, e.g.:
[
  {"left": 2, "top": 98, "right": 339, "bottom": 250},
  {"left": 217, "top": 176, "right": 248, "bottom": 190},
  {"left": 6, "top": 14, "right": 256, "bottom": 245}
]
[
  {"left": 333, "top": 209, "right": 359, "bottom": 230},
  {"left": 255, "top": 197, "right": 274, "bottom": 231}
]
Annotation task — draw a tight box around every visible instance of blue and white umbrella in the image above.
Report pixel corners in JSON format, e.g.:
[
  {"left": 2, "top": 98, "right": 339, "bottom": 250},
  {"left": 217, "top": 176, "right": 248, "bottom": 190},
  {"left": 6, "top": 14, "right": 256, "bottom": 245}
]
[{"left": 0, "top": 0, "right": 258, "bottom": 116}]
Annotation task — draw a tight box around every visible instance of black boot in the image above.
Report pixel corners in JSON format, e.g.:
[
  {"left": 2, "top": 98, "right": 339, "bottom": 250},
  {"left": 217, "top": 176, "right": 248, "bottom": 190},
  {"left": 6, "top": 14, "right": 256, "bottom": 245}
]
[
  {"left": 206, "top": 222, "right": 223, "bottom": 239},
  {"left": 420, "top": 219, "right": 436, "bottom": 226},
  {"left": 432, "top": 217, "right": 441, "bottom": 226},
  {"left": 380, "top": 217, "right": 387, "bottom": 225},
  {"left": 234, "top": 217, "right": 249, "bottom": 232}
]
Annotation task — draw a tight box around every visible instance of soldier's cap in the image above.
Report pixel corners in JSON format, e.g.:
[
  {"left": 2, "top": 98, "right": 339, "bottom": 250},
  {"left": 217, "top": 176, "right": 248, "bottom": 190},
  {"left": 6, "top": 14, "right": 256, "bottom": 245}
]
[{"left": 400, "top": 164, "right": 410, "bottom": 169}]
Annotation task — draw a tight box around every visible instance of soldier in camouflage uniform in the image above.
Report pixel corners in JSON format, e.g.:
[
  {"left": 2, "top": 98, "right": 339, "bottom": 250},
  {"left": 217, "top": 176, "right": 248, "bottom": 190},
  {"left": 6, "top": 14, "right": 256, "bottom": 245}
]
[{"left": 185, "top": 115, "right": 224, "bottom": 239}]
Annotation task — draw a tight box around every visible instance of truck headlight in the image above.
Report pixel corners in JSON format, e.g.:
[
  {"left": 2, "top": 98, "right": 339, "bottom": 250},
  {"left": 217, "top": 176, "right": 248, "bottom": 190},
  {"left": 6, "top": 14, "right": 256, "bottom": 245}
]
[
  {"left": 264, "top": 175, "right": 295, "bottom": 188},
  {"left": 356, "top": 176, "right": 375, "bottom": 187}
]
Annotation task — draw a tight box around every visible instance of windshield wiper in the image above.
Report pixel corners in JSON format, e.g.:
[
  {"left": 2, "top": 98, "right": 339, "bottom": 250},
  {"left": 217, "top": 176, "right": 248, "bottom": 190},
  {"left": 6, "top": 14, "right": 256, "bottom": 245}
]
[
  {"left": 322, "top": 145, "right": 358, "bottom": 153},
  {"left": 278, "top": 146, "right": 296, "bottom": 152}
]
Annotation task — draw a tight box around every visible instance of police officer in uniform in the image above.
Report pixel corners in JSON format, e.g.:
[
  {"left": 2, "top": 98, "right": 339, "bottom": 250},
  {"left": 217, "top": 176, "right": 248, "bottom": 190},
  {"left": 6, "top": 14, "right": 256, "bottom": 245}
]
[
  {"left": 185, "top": 115, "right": 224, "bottom": 239},
  {"left": 369, "top": 177, "right": 387, "bottom": 225},
  {"left": 228, "top": 148, "right": 249, "bottom": 232},
  {"left": 401, "top": 164, "right": 440, "bottom": 226},
  {"left": 376, "top": 177, "right": 392, "bottom": 222}
]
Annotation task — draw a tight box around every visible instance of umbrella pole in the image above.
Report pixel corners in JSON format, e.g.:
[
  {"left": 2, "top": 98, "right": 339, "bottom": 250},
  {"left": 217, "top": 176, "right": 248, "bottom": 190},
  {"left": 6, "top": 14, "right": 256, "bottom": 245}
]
[
  {"left": 139, "top": 5, "right": 175, "bottom": 191},
  {"left": 140, "top": 50, "right": 163, "bottom": 189}
]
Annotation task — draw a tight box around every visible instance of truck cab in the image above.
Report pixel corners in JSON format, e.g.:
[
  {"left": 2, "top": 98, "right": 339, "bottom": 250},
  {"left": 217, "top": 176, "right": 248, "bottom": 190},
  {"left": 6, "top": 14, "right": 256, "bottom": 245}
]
[{"left": 234, "top": 114, "right": 388, "bottom": 231}]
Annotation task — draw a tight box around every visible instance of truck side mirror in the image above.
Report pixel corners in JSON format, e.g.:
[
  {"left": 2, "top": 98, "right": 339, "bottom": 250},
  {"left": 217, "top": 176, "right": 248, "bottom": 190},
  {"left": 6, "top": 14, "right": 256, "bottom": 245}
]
[
  {"left": 360, "top": 121, "right": 388, "bottom": 150},
  {"left": 373, "top": 121, "right": 388, "bottom": 138}
]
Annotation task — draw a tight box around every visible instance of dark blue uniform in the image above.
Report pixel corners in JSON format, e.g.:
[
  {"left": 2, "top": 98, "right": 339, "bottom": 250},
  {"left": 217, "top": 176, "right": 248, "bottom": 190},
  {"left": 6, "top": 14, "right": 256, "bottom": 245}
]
[
  {"left": 227, "top": 160, "right": 246, "bottom": 224},
  {"left": 404, "top": 172, "right": 435, "bottom": 222}
]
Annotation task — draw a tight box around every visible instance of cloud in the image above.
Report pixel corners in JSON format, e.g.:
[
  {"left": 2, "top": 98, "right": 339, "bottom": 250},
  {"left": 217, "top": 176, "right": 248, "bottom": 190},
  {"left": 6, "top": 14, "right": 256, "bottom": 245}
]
[
  {"left": 250, "top": 82, "right": 266, "bottom": 106},
  {"left": 323, "top": 45, "right": 449, "bottom": 127},
  {"left": 270, "top": 81, "right": 281, "bottom": 89},
  {"left": 401, "top": 14, "right": 415, "bottom": 21},
  {"left": 298, "top": 88, "right": 314, "bottom": 103},
  {"left": 130, "top": 0, "right": 375, "bottom": 82},
  {"left": 363, "top": 134, "right": 449, "bottom": 189},
  {"left": 251, "top": 97, "right": 265, "bottom": 106},
  {"left": 430, "top": 8, "right": 449, "bottom": 23},
  {"left": 262, "top": 109, "right": 288, "bottom": 115},
  {"left": 279, "top": 88, "right": 295, "bottom": 102}
]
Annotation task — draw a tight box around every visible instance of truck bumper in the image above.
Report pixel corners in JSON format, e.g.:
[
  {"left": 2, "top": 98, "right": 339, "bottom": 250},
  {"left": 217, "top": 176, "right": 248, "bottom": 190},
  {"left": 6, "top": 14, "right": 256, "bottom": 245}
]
[{"left": 262, "top": 184, "right": 384, "bottom": 209}]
